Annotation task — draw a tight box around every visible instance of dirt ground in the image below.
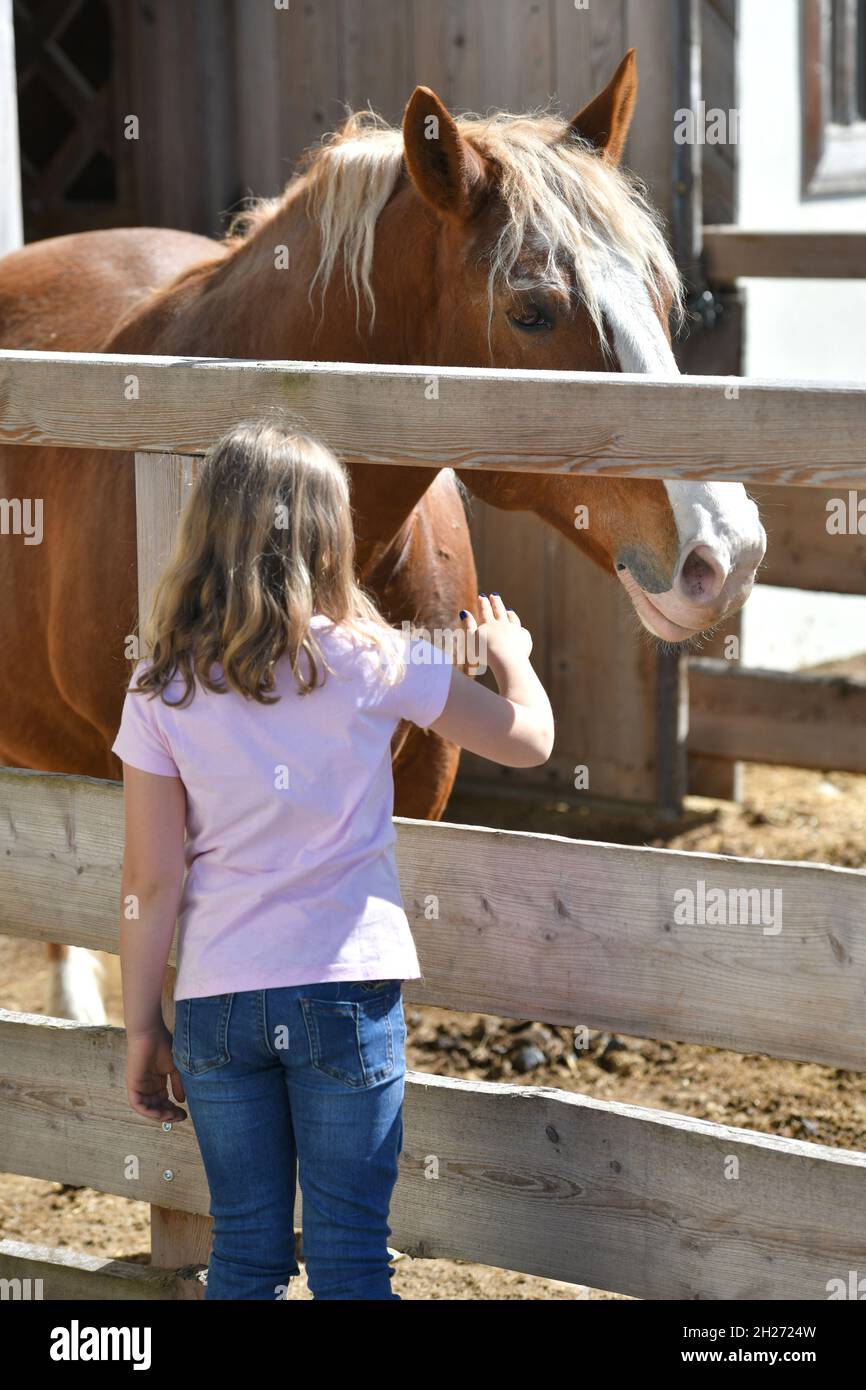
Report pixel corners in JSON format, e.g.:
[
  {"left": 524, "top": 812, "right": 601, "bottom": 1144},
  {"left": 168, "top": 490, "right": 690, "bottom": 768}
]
[{"left": 2, "top": 654, "right": 865, "bottom": 1300}]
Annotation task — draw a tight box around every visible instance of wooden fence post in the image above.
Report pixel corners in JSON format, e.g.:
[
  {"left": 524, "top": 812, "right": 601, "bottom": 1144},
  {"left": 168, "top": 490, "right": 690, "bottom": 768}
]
[{"left": 134, "top": 451, "right": 212, "bottom": 1296}]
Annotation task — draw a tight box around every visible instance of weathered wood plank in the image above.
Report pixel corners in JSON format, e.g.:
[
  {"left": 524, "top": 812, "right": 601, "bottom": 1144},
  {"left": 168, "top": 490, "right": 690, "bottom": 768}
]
[
  {"left": 546, "top": 537, "right": 664, "bottom": 803},
  {"left": 551, "top": 0, "right": 626, "bottom": 121},
  {"left": 687, "top": 610, "right": 744, "bottom": 800},
  {"left": 125, "top": 0, "right": 237, "bottom": 237},
  {"left": 0, "top": 1239, "right": 204, "bottom": 1301},
  {"left": 624, "top": 0, "right": 677, "bottom": 231},
  {"left": 134, "top": 453, "right": 197, "bottom": 654},
  {"left": 275, "top": 0, "right": 342, "bottom": 169},
  {"left": 341, "top": 0, "right": 415, "bottom": 124},
  {"left": 2, "top": 1011, "right": 865, "bottom": 1300},
  {"left": 399, "top": 1072, "right": 866, "bottom": 1300},
  {"left": 459, "top": 510, "right": 671, "bottom": 805},
  {"left": 705, "top": 229, "right": 866, "bottom": 282},
  {"left": 2, "top": 351, "right": 866, "bottom": 486},
  {"left": 2, "top": 769, "right": 866, "bottom": 1070},
  {"left": 231, "top": 0, "right": 284, "bottom": 199},
  {"left": 752, "top": 483, "right": 866, "bottom": 595},
  {"left": 689, "top": 659, "right": 866, "bottom": 774},
  {"left": 150, "top": 1208, "right": 210, "bottom": 1302}
]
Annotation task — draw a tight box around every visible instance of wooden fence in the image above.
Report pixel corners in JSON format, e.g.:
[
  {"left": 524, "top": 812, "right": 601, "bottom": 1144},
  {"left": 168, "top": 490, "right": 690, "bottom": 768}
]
[
  {"left": 683, "top": 226, "right": 866, "bottom": 787},
  {"left": 1, "top": 348, "right": 866, "bottom": 1300}
]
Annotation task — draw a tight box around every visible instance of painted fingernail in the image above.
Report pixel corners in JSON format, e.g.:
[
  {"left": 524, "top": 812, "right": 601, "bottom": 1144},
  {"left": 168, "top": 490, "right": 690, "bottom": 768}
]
[
  {"left": 491, "top": 591, "right": 500, "bottom": 596},
  {"left": 479, "top": 592, "right": 487, "bottom": 597},
  {"left": 459, "top": 610, "right": 468, "bottom": 619}
]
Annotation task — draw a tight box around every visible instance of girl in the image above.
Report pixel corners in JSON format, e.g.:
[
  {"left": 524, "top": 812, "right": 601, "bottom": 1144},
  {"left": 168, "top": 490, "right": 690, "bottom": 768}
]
[{"left": 115, "top": 415, "right": 554, "bottom": 1301}]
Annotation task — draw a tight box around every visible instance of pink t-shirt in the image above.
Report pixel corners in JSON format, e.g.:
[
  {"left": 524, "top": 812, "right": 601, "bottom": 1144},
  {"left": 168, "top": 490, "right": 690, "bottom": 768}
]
[{"left": 111, "top": 617, "right": 453, "bottom": 1000}]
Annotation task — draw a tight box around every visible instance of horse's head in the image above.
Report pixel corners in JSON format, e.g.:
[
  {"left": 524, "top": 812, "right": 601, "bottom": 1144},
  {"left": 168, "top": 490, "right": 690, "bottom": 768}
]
[{"left": 299, "top": 50, "right": 766, "bottom": 643}]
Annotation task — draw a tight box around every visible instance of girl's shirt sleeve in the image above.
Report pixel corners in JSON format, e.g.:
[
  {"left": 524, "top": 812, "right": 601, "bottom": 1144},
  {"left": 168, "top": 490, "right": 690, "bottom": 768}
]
[
  {"left": 111, "top": 663, "right": 181, "bottom": 778},
  {"left": 376, "top": 634, "right": 454, "bottom": 729}
]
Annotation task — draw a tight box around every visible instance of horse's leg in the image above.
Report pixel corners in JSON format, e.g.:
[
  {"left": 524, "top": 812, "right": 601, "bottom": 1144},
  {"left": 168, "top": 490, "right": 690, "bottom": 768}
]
[
  {"left": 45, "top": 944, "right": 107, "bottom": 1025},
  {"left": 393, "top": 724, "right": 461, "bottom": 821}
]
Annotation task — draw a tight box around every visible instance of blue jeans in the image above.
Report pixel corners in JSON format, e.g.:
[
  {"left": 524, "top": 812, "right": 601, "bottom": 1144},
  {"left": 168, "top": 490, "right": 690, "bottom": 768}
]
[{"left": 171, "top": 980, "right": 407, "bottom": 1300}]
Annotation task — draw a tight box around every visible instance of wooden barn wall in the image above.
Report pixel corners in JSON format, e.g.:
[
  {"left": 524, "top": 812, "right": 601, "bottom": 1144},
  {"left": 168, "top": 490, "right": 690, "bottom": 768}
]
[{"left": 221, "top": 0, "right": 739, "bottom": 806}]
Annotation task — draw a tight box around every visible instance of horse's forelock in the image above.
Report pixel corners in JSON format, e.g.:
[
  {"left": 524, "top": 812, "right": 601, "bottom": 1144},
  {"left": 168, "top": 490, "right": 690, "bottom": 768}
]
[
  {"left": 461, "top": 112, "right": 683, "bottom": 345},
  {"left": 240, "top": 107, "right": 683, "bottom": 341}
]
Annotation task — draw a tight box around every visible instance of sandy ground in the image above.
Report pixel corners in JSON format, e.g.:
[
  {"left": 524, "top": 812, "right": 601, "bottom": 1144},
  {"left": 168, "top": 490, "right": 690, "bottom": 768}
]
[{"left": 2, "top": 654, "right": 864, "bottom": 1300}]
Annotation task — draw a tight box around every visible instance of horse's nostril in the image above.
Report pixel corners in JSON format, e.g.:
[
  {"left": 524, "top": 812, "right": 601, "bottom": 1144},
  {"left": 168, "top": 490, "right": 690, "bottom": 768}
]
[{"left": 679, "top": 545, "right": 726, "bottom": 604}]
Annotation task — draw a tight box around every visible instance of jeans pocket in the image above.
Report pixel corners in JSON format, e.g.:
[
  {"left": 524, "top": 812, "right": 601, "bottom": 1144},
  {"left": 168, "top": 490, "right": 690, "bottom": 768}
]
[
  {"left": 172, "top": 994, "right": 234, "bottom": 1075},
  {"left": 300, "top": 989, "right": 402, "bottom": 1088}
]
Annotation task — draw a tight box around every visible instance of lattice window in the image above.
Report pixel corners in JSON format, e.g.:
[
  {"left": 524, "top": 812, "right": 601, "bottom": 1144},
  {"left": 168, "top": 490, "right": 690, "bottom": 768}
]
[{"left": 13, "top": 0, "right": 134, "bottom": 239}]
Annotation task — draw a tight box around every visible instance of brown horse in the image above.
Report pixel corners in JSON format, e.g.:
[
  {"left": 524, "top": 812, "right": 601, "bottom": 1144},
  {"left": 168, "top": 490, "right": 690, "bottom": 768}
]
[{"left": 0, "top": 51, "right": 765, "bottom": 1020}]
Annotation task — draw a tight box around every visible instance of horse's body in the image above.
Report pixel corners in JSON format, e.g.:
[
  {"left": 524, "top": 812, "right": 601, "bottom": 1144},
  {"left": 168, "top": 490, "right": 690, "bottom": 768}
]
[
  {"left": 0, "top": 52, "right": 766, "bottom": 1020},
  {"left": 0, "top": 227, "right": 469, "bottom": 815}
]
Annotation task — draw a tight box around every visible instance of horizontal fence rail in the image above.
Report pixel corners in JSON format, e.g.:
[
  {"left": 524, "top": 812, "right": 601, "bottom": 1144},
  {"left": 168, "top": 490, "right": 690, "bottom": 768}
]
[
  {"left": 704, "top": 228, "right": 866, "bottom": 282},
  {"left": 3, "top": 768, "right": 866, "bottom": 1071},
  {"left": 752, "top": 485, "right": 866, "bottom": 594},
  {"left": 690, "top": 660, "right": 866, "bottom": 775},
  {"left": 2, "top": 349, "right": 866, "bottom": 487},
  {"left": 0, "top": 1239, "right": 201, "bottom": 1301},
  {"left": 2, "top": 1006, "right": 866, "bottom": 1301}
]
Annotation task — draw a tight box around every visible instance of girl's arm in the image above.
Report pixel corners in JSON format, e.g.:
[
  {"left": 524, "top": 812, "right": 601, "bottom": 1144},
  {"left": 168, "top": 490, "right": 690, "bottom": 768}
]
[
  {"left": 429, "top": 594, "right": 555, "bottom": 768},
  {"left": 119, "top": 765, "right": 188, "bottom": 1121}
]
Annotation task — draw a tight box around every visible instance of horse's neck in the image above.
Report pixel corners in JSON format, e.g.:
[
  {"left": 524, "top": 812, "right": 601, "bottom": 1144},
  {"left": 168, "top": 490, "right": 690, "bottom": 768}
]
[{"left": 110, "top": 194, "right": 437, "bottom": 559}]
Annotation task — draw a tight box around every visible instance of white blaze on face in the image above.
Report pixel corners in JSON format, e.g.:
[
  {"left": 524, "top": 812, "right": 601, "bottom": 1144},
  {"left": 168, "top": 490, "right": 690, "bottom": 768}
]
[{"left": 594, "top": 255, "right": 766, "bottom": 636}]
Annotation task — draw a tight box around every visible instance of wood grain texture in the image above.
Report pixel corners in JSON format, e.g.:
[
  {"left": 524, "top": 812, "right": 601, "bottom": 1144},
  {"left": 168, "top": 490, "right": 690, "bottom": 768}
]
[
  {"left": 134, "top": 453, "right": 197, "bottom": 655},
  {"left": 0, "top": 1239, "right": 204, "bottom": 1300},
  {"left": 150, "top": 1208, "right": 210, "bottom": 1301},
  {"left": 459, "top": 515, "right": 667, "bottom": 804},
  {"left": 3, "top": 351, "right": 866, "bottom": 486},
  {"left": 231, "top": 0, "right": 283, "bottom": 200},
  {"left": 689, "top": 659, "right": 866, "bottom": 774},
  {"left": 687, "top": 610, "right": 744, "bottom": 801},
  {"left": 2, "top": 1010, "right": 866, "bottom": 1300},
  {"left": 276, "top": 0, "right": 343, "bottom": 169},
  {"left": 342, "top": 0, "right": 415, "bottom": 124},
  {"left": 547, "top": 536, "right": 663, "bottom": 802},
  {"left": 551, "top": 0, "right": 626, "bottom": 120},
  {"left": 125, "top": 0, "right": 238, "bottom": 237},
  {"left": 752, "top": 483, "right": 866, "bottom": 594},
  {"left": 624, "top": 0, "right": 675, "bottom": 227},
  {"left": 2, "top": 768, "right": 866, "bottom": 1070},
  {"left": 704, "top": 229, "right": 866, "bottom": 282}
]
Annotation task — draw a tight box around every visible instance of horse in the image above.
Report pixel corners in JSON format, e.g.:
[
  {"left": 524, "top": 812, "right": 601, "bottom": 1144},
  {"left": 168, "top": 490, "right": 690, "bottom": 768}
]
[{"left": 0, "top": 50, "right": 766, "bottom": 1021}]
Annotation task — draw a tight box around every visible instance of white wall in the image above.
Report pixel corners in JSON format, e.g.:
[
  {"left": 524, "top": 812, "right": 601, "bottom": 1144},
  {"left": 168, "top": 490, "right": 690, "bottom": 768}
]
[
  {"left": 0, "top": 0, "right": 22, "bottom": 254},
  {"left": 736, "top": 0, "right": 866, "bottom": 670}
]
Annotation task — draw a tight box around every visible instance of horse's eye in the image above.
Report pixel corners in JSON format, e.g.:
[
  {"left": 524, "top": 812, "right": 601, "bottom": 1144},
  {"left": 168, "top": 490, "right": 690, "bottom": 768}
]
[{"left": 508, "top": 304, "right": 552, "bottom": 333}]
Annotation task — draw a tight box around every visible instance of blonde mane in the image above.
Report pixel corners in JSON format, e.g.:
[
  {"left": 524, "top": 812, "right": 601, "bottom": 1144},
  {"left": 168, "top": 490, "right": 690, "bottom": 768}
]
[{"left": 228, "top": 106, "right": 684, "bottom": 343}]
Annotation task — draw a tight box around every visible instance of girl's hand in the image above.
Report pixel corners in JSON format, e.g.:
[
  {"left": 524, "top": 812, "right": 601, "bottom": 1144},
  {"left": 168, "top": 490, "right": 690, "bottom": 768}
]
[
  {"left": 431, "top": 592, "right": 553, "bottom": 767},
  {"left": 460, "top": 593, "right": 532, "bottom": 675},
  {"left": 126, "top": 1023, "right": 187, "bottom": 1124}
]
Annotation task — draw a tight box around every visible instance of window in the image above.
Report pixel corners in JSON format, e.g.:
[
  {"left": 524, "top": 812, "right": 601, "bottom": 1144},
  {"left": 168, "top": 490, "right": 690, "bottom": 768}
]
[{"left": 802, "top": 0, "right": 866, "bottom": 195}]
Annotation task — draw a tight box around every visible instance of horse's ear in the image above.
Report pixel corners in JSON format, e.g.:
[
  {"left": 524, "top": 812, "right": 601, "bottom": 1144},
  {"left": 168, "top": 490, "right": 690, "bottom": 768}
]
[
  {"left": 403, "top": 86, "right": 487, "bottom": 220},
  {"left": 568, "top": 49, "right": 638, "bottom": 164}
]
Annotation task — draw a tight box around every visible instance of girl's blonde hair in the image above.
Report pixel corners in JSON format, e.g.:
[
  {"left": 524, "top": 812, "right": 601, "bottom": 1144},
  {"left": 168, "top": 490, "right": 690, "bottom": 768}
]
[{"left": 133, "top": 415, "right": 402, "bottom": 707}]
